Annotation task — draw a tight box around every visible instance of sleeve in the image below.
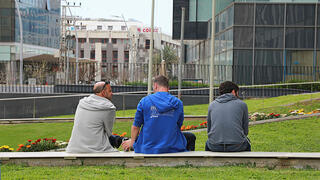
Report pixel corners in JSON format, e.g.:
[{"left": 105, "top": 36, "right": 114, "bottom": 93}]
[
  {"left": 133, "top": 100, "right": 144, "bottom": 127},
  {"left": 242, "top": 103, "right": 249, "bottom": 136},
  {"left": 177, "top": 101, "right": 184, "bottom": 128},
  {"left": 103, "top": 109, "right": 116, "bottom": 137},
  {"left": 207, "top": 105, "right": 212, "bottom": 134}
]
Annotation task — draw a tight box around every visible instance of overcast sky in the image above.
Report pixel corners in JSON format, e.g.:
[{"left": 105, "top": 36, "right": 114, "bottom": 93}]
[{"left": 69, "top": 0, "right": 173, "bottom": 35}]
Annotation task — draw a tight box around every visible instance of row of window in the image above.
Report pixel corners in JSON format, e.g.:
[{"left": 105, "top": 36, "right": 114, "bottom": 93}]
[
  {"left": 216, "top": 3, "right": 320, "bottom": 34},
  {"left": 76, "top": 25, "right": 127, "bottom": 31},
  {"left": 78, "top": 38, "right": 152, "bottom": 50},
  {"left": 80, "top": 50, "right": 129, "bottom": 62}
]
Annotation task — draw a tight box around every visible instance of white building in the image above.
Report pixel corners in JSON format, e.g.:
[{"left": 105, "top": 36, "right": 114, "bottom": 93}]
[{"left": 70, "top": 18, "right": 180, "bottom": 83}]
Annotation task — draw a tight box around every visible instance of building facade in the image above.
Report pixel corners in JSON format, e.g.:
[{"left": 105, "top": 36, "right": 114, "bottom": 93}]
[
  {"left": 71, "top": 18, "right": 180, "bottom": 83},
  {"left": 0, "top": 0, "right": 60, "bottom": 84},
  {"left": 173, "top": 0, "right": 320, "bottom": 85}
]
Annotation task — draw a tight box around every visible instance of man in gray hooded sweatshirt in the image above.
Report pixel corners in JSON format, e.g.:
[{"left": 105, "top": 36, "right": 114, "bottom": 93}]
[
  {"left": 66, "top": 81, "right": 124, "bottom": 153},
  {"left": 206, "top": 81, "right": 251, "bottom": 152}
]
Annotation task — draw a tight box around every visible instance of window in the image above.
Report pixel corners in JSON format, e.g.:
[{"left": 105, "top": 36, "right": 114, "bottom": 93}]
[
  {"left": 233, "top": 50, "right": 253, "bottom": 85},
  {"left": 254, "top": 50, "right": 284, "bottom": 84},
  {"left": 234, "top": 4, "right": 254, "bottom": 25},
  {"left": 124, "top": 51, "right": 129, "bottom": 63},
  {"left": 112, "top": 51, "right": 118, "bottom": 62},
  {"left": 80, "top": 50, "right": 84, "bottom": 58},
  {"left": 102, "top": 50, "right": 107, "bottom": 62},
  {"left": 121, "top": 26, "right": 127, "bottom": 31},
  {"left": 108, "top": 26, "right": 113, "bottom": 30},
  {"left": 286, "top": 4, "right": 315, "bottom": 26},
  {"left": 286, "top": 28, "right": 314, "bottom": 49},
  {"left": 145, "top": 39, "right": 150, "bottom": 49},
  {"left": 90, "top": 50, "right": 95, "bottom": 59},
  {"left": 112, "top": 38, "right": 117, "bottom": 44},
  {"left": 97, "top": 25, "right": 102, "bottom": 30},
  {"left": 89, "top": 39, "right": 95, "bottom": 44},
  {"left": 255, "top": 27, "right": 283, "bottom": 48},
  {"left": 81, "top": 26, "right": 86, "bottom": 30},
  {"left": 256, "top": 4, "right": 284, "bottom": 25},
  {"left": 78, "top": 38, "right": 86, "bottom": 43},
  {"left": 76, "top": 25, "right": 80, "bottom": 30},
  {"left": 234, "top": 27, "right": 253, "bottom": 48},
  {"left": 101, "top": 38, "right": 108, "bottom": 44}
]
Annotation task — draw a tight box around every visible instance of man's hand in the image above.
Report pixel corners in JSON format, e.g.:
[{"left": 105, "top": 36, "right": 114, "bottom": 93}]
[{"left": 121, "top": 139, "right": 133, "bottom": 151}]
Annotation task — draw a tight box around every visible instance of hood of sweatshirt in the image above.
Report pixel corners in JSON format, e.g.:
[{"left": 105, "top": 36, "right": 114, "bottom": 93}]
[
  {"left": 148, "top": 92, "right": 180, "bottom": 113},
  {"left": 215, "top": 93, "right": 238, "bottom": 103},
  {"left": 78, "top": 94, "right": 116, "bottom": 111}
]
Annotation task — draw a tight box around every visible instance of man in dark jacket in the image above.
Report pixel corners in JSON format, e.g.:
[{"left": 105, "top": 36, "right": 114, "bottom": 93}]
[
  {"left": 206, "top": 81, "right": 251, "bottom": 152},
  {"left": 122, "top": 75, "right": 196, "bottom": 154}
]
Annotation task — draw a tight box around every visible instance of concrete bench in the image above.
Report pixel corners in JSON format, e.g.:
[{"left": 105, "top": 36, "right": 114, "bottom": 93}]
[{"left": 1, "top": 151, "right": 320, "bottom": 169}]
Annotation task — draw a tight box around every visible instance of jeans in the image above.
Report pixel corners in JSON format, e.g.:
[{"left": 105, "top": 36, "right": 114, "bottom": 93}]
[
  {"left": 182, "top": 132, "right": 196, "bottom": 151},
  {"left": 113, "top": 132, "right": 197, "bottom": 151},
  {"left": 205, "top": 138, "right": 251, "bottom": 152}
]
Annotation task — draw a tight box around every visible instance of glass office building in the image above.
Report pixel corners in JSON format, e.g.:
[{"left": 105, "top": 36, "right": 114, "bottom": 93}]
[
  {"left": 0, "top": 0, "right": 60, "bottom": 83},
  {"left": 0, "top": 0, "right": 60, "bottom": 58},
  {"left": 173, "top": 0, "right": 320, "bottom": 84}
]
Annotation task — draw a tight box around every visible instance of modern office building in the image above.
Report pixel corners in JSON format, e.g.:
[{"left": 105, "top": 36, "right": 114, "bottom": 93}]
[
  {"left": 71, "top": 18, "right": 180, "bottom": 83},
  {"left": 173, "top": 0, "right": 320, "bottom": 84},
  {"left": 0, "top": 0, "right": 60, "bottom": 84}
]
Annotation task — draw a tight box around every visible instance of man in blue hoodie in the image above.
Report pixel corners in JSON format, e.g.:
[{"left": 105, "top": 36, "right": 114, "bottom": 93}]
[
  {"left": 122, "top": 75, "right": 196, "bottom": 154},
  {"left": 206, "top": 81, "right": 251, "bottom": 152}
]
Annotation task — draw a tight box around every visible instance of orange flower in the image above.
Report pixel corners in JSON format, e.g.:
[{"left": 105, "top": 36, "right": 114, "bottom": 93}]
[
  {"left": 26, "top": 145, "right": 31, "bottom": 148},
  {"left": 112, "top": 132, "right": 119, "bottom": 136},
  {"left": 18, "top": 144, "right": 24, "bottom": 147},
  {"left": 120, "top": 132, "right": 127, "bottom": 137},
  {"left": 17, "top": 147, "right": 21, "bottom": 151},
  {"left": 181, "top": 125, "right": 185, "bottom": 131}
]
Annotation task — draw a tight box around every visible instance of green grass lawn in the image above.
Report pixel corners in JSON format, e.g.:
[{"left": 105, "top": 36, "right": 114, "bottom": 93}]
[
  {"left": 1, "top": 117, "right": 319, "bottom": 152},
  {"left": 48, "top": 92, "right": 320, "bottom": 118},
  {"left": 2, "top": 164, "right": 320, "bottom": 180},
  {"left": 2, "top": 93, "right": 320, "bottom": 178}
]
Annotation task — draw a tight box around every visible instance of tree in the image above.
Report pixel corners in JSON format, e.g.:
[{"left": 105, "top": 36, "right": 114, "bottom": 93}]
[{"left": 162, "top": 45, "right": 179, "bottom": 64}]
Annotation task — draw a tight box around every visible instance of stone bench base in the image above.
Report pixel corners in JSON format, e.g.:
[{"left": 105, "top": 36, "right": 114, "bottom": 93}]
[{"left": 1, "top": 151, "right": 320, "bottom": 169}]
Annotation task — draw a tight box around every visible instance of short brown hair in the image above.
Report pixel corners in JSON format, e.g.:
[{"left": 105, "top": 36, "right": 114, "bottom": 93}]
[
  {"left": 219, "top": 81, "right": 239, "bottom": 95},
  {"left": 153, "top": 75, "right": 169, "bottom": 88}
]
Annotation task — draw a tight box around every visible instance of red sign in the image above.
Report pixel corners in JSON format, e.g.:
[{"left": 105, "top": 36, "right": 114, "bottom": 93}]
[{"left": 137, "top": 27, "right": 159, "bottom": 33}]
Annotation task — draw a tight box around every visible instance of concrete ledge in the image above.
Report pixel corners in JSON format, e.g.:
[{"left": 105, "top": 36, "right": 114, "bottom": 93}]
[{"left": 1, "top": 151, "right": 320, "bottom": 169}]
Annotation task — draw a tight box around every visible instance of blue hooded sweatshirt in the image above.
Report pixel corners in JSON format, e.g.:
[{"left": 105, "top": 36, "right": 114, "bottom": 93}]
[{"left": 133, "top": 92, "right": 187, "bottom": 154}]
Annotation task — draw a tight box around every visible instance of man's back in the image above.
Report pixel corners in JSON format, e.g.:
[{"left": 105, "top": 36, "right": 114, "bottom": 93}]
[
  {"left": 133, "top": 92, "right": 187, "bottom": 154},
  {"left": 66, "top": 94, "right": 117, "bottom": 153},
  {"left": 207, "top": 93, "right": 248, "bottom": 145}
]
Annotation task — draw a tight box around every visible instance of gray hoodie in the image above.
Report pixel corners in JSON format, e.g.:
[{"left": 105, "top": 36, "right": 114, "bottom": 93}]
[
  {"left": 207, "top": 93, "right": 249, "bottom": 146},
  {"left": 66, "top": 94, "right": 117, "bottom": 153}
]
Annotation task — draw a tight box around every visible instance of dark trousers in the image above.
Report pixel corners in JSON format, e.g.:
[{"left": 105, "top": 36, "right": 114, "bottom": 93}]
[
  {"left": 183, "top": 132, "right": 196, "bottom": 151},
  {"left": 205, "top": 138, "right": 251, "bottom": 152},
  {"left": 110, "top": 132, "right": 196, "bottom": 151},
  {"left": 109, "top": 135, "right": 126, "bottom": 149}
]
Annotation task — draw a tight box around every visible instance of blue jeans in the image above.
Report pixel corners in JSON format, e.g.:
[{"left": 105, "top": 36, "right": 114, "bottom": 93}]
[{"left": 205, "top": 138, "right": 251, "bottom": 152}]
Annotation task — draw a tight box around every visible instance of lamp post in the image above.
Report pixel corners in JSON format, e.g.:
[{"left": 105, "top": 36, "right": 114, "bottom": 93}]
[
  {"left": 209, "top": 0, "right": 216, "bottom": 103},
  {"left": 14, "top": 0, "right": 23, "bottom": 85},
  {"left": 147, "top": 0, "right": 155, "bottom": 95}
]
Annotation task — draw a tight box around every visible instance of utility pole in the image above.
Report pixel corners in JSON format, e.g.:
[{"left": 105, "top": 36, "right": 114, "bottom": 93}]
[
  {"left": 178, "top": 7, "right": 185, "bottom": 99},
  {"left": 60, "top": 1, "right": 81, "bottom": 84},
  {"left": 209, "top": 0, "right": 216, "bottom": 103},
  {"left": 147, "top": 0, "right": 155, "bottom": 95}
]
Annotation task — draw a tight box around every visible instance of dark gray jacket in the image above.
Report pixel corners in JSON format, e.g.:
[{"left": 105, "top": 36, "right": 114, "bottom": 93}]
[{"left": 207, "top": 93, "right": 249, "bottom": 146}]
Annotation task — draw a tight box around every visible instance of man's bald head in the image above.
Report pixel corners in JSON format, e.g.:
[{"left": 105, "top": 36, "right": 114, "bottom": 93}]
[{"left": 93, "top": 82, "right": 106, "bottom": 94}]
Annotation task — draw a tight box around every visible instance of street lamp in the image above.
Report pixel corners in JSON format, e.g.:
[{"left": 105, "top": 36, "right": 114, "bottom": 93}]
[
  {"left": 209, "top": 0, "right": 216, "bottom": 103},
  {"left": 14, "top": 0, "right": 23, "bottom": 85}
]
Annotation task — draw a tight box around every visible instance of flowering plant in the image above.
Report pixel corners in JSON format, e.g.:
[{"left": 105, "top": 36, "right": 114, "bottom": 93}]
[
  {"left": 112, "top": 132, "right": 127, "bottom": 137},
  {"left": 0, "top": 145, "right": 14, "bottom": 152},
  {"left": 249, "top": 112, "right": 286, "bottom": 121},
  {"left": 181, "top": 121, "right": 207, "bottom": 131},
  {"left": 17, "top": 138, "right": 59, "bottom": 152}
]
